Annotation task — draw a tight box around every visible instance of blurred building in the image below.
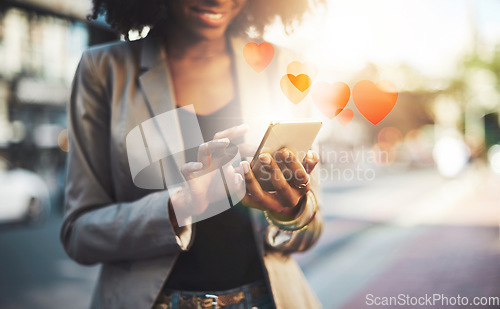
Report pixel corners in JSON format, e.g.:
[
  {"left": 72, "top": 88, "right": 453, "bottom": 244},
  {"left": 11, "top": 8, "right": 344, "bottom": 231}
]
[{"left": 0, "top": 0, "right": 118, "bottom": 211}]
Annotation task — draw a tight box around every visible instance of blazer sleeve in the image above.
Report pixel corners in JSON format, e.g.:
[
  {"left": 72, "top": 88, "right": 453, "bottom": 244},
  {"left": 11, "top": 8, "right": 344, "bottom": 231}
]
[{"left": 60, "top": 51, "right": 193, "bottom": 266}]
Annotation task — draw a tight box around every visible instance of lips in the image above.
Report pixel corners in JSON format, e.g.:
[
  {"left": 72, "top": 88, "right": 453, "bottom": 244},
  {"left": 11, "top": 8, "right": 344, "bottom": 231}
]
[{"left": 191, "top": 7, "right": 227, "bottom": 27}]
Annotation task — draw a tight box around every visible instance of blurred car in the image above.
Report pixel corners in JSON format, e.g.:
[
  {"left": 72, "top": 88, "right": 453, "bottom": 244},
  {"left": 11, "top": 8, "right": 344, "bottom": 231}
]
[{"left": 0, "top": 158, "right": 51, "bottom": 225}]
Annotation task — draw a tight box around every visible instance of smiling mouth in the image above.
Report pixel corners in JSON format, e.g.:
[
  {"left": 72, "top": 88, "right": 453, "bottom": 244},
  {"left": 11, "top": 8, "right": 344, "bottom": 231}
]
[
  {"left": 201, "top": 11, "right": 223, "bottom": 21},
  {"left": 192, "top": 7, "right": 227, "bottom": 26}
]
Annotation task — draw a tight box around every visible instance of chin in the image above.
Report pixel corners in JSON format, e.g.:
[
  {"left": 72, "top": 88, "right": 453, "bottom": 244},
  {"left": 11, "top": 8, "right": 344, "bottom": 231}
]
[{"left": 190, "top": 26, "right": 229, "bottom": 41}]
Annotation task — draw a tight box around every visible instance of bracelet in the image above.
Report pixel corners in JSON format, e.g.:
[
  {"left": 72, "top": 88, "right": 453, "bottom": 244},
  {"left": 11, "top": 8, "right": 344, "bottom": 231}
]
[{"left": 264, "top": 191, "right": 318, "bottom": 234}]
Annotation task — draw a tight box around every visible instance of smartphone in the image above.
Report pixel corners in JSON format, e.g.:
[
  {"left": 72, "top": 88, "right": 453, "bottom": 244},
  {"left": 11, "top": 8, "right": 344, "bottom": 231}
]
[{"left": 250, "top": 120, "right": 322, "bottom": 168}]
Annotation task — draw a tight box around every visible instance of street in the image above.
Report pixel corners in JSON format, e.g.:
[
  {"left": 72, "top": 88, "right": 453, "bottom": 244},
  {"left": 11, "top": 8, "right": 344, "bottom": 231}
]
[
  {"left": 297, "top": 165, "right": 500, "bottom": 308},
  {"left": 0, "top": 217, "right": 99, "bottom": 309},
  {"left": 1, "top": 166, "right": 499, "bottom": 308}
]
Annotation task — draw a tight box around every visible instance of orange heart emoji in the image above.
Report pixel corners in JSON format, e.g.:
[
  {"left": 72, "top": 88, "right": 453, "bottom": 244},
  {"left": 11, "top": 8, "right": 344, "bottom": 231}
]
[
  {"left": 352, "top": 80, "right": 398, "bottom": 125},
  {"left": 280, "top": 74, "right": 311, "bottom": 104},
  {"left": 287, "top": 74, "right": 311, "bottom": 92},
  {"left": 287, "top": 61, "right": 318, "bottom": 80},
  {"left": 243, "top": 42, "right": 274, "bottom": 73},
  {"left": 336, "top": 108, "right": 353, "bottom": 126},
  {"left": 312, "top": 81, "right": 350, "bottom": 119}
]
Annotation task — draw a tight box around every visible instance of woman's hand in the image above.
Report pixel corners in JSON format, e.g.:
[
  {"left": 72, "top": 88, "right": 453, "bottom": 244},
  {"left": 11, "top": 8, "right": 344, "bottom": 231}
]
[
  {"left": 178, "top": 138, "right": 236, "bottom": 215},
  {"left": 240, "top": 148, "right": 320, "bottom": 221},
  {"left": 213, "top": 124, "right": 256, "bottom": 158},
  {"left": 170, "top": 123, "right": 252, "bottom": 222}
]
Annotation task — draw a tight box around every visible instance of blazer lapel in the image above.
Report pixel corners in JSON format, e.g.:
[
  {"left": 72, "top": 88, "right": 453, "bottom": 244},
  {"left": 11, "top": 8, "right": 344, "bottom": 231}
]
[
  {"left": 137, "top": 35, "right": 187, "bottom": 179},
  {"left": 138, "top": 34, "right": 176, "bottom": 116}
]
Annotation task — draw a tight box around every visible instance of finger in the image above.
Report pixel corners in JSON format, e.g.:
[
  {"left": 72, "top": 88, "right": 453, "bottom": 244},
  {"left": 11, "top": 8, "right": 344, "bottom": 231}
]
[
  {"left": 240, "top": 161, "right": 280, "bottom": 212},
  {"left": 279, "top": 148, "right": 310, "bottom": 193},
  {"left": 197, "top": 138, "right": 230, "bottom": 167},
  {"left": 180, "top": 162, "right": 203, "bottom": 180},
  {"left": 234, "top": 173, "right": 244, "bottom": 187},
  {"left": 258, "top": 153, "right": 301, "bottom": 208},
  {"left": 213, "top": 124, "right": 249, "bottom": 140},
  {"left": 223, "top": 164, "right": 244, "bottom": 189},
  {"left": 240, "top": 161, "right": 266, "bottom": 210},
  {"left": 216, "top": 165, "right": 245, "bottom": 201},
  {"left": 302, "top": 150, "right": 320, "bottom": 174},
  {"left": 206, "top": 138, "right": 230, "bottom": 152},
  {"left": 241, "top": 161, "right": 264, "bottom": 200},
  {"left": 273, "top": 149, "right": 293, "bottom": 182}
]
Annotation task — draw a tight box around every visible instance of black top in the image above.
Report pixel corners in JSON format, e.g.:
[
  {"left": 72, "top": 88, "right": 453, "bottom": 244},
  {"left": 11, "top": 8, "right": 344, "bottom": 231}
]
[{"left": 163, "top": 99, "right": 264, "bottom": 291}]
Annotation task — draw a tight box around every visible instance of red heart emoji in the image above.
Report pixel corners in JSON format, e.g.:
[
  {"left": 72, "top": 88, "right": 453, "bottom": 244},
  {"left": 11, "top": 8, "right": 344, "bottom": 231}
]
[
  {"left": 312, "top": 82, "right": 350, "bottom": 119},
  {"left": 352, "top": 80, "right": 398, "bottom": 125},
  {"left": 243, "top": 42, "right": 274, "bottom": 73},
  {"left": 337, "top": 108, "right": 353, "bottom": 126}
]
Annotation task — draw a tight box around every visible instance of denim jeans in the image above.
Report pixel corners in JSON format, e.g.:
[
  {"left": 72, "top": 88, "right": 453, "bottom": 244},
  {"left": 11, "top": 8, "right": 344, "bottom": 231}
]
[{"left": 157, "top": 280, "right": 275, "bottom": 309}]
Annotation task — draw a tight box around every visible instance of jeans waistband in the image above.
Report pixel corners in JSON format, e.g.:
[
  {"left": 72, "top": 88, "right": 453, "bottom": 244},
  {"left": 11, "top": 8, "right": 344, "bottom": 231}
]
[
  {"left": 163, "top": 280, "right": 268, "bottom": 297},
  {"left": 156, "top": 280, "right": 272, "bottom": 309}
]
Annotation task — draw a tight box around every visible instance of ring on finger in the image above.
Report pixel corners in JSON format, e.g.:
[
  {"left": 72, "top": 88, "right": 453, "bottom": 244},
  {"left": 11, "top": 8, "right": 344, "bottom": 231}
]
[{"left": 292, "top": 177, "right": 310, "bottom": 189}]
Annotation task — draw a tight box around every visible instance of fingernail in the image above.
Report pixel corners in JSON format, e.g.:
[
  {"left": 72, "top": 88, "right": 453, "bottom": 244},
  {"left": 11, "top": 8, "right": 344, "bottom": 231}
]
[
  {"left": 234, "top": 173, "right": 244, "bottom": 184},
  {"left": 312, "top": 151, "right": 319, "bottom": 161},
  {"left": 259, "top": 153, "right": 271, "bottom": 164},
  {"left": 281, "top": 149, "right": 290, "bottom": 158},
  {"left": 193, "top": 162, "right": 203, "bottom": 169},
  {"left": 238, "top": 124, "right": 249, "bottom": 130},
  {"left": 241, "top": 161, "right": 250, "bottom": 174},
  {"left": 307, "top": 150, "right": 313, "bottom": 160},
  {"left": 215, "top": 138, "right": 230, "bottom": 143}
]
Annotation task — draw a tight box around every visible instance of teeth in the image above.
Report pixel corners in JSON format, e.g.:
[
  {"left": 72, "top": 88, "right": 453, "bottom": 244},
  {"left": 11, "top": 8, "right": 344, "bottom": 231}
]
[{"left": 202, "top": 12, "right": 223, "bottom": 20}]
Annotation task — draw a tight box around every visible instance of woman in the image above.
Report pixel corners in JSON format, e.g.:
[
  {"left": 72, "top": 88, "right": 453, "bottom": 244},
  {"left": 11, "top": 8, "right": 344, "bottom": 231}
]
[{"left": 61, "top": 0, "right": 323, "bottom": 308}]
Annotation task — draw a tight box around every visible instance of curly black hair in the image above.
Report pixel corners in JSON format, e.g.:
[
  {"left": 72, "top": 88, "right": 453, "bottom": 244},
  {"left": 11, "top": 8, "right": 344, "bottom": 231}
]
[{"left": 89, "top": 0, "right": 323, "bottom": 37}]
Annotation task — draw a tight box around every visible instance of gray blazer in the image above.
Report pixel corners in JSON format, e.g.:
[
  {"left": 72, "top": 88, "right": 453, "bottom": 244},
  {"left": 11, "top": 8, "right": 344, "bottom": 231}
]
[{"left": 61, "top": 33, "right": 323, "bottom": 309}]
